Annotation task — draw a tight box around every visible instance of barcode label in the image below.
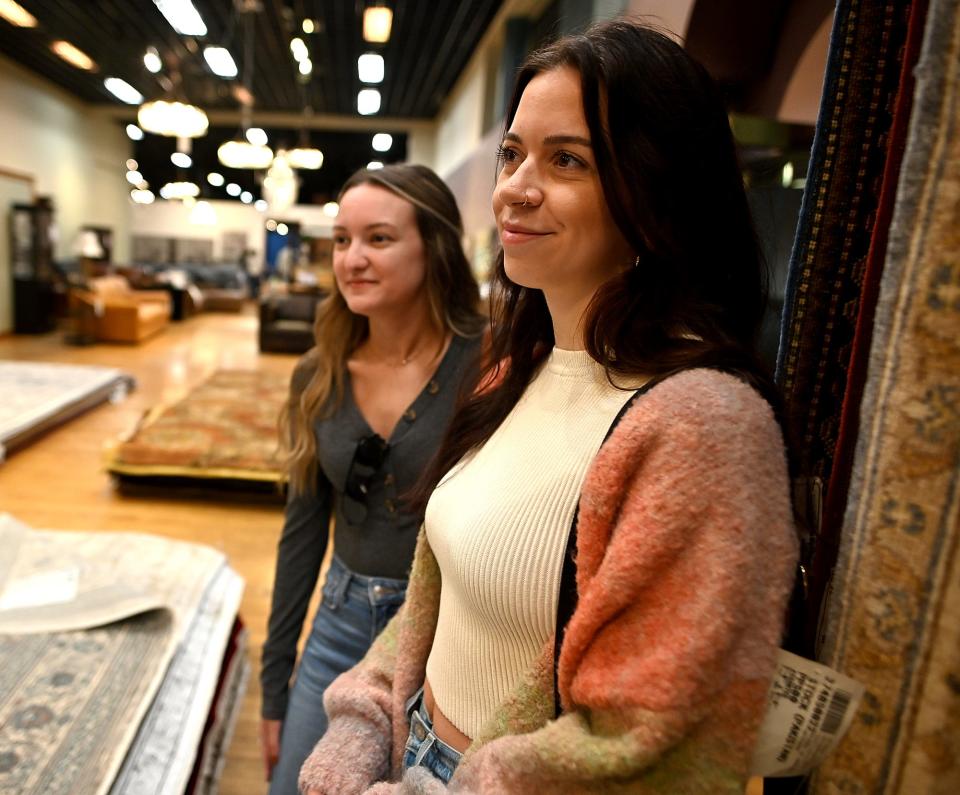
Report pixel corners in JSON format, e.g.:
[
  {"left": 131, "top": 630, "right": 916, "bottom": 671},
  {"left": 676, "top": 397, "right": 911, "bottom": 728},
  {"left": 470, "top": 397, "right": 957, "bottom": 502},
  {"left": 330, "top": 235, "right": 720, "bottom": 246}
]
[{"left": 821, "top": 689, "right": 852, "bottom": 735}]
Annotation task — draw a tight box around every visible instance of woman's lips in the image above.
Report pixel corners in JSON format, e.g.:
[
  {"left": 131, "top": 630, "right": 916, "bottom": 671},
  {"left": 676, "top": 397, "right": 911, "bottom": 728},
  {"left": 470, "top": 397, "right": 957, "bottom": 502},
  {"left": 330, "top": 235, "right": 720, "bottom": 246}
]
[{"left": 500, "top": 224, "right": 551, "bottom": 246}]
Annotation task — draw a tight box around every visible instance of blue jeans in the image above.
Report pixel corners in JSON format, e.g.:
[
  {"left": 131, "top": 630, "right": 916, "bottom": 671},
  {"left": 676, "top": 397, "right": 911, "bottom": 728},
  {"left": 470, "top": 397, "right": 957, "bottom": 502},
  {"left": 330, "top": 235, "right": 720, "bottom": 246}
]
[
  {"left": 269, "top": 556, "right": 407, "bottom": 795},
  {"left": 402, "top": 687, "right": 463, "bottom": 785}
]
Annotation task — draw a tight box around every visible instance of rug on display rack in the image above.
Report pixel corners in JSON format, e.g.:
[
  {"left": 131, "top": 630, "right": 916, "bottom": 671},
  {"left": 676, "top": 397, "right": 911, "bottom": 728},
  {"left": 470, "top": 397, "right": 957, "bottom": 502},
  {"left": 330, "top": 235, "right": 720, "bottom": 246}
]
[
  {"left": 810, "top": 0, "right": 960, "bottom": 790},
  {"left": 774, "top": 0, "right": 926, "bottom": 653},
  {"left": 105, "top": 368, "right": 289, "bottom": 497},
  {"left": 0, "top": 361, "right": 134, "bottom": 461},
  {"left": 0, "top": 514, "right": 246, "bottom": 795}
]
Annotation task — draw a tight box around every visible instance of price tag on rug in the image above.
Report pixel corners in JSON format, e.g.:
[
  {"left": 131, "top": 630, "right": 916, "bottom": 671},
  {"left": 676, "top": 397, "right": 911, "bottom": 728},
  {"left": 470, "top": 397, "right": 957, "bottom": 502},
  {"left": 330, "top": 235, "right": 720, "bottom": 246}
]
[
  {"left": 0, "top": 566, "right": 80, "bottom": 611},
  {"left": 750, "top": 649, "right": 865, "bottom": 777}
]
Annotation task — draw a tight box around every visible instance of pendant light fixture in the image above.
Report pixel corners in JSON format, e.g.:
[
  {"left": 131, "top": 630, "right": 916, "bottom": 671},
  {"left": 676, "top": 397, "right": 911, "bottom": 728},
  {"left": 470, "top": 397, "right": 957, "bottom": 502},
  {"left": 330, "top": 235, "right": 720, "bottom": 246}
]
[
  {"left": 137, "top": 57, "right": 209, "bottom": 139},
  {"left": 218, "top": 3, "right": 273, "bottom": 170},
  {"left": 287, "top": 105, "right": 324, "bottom": 170}
]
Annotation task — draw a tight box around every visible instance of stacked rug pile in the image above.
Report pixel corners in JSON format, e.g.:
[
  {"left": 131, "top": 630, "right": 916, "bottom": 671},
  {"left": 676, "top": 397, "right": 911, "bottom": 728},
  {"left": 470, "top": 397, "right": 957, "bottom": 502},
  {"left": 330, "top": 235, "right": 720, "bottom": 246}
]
[
  {"left": 0, "top": 361, "right": 134, "bottom": 460},
  {"left": 106, "top": 369, "right": 288, "bottom": 496},
  {"left": 0, "top": 514, "right": 248, "bottom": 795}
]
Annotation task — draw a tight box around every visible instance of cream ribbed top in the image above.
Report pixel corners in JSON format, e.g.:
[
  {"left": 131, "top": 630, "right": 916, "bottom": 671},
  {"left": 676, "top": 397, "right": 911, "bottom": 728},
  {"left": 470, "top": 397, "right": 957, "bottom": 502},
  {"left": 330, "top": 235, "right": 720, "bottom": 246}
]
[{"left": 423, "top": 348, "right": 639, "bottom": 738}]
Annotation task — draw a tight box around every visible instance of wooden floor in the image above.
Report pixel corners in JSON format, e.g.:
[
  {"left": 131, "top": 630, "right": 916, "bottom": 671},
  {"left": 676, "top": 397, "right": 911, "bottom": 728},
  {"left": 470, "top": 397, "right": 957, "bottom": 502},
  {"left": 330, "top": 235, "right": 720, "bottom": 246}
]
[{"left": 0, "top": 307, "right": 307, "bottom": 795}]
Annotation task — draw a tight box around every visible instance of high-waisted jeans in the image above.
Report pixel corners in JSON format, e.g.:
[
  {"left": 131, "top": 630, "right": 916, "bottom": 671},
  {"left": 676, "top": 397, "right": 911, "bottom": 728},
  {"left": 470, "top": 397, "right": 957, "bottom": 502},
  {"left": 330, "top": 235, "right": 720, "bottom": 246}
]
[{"left": 268, "top": 555, "right": 407, "bottom": 795}]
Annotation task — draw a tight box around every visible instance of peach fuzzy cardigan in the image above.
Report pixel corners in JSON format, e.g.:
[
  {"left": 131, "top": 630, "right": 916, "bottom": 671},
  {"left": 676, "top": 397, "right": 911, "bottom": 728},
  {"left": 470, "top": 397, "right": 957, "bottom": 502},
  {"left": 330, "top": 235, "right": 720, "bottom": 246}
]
[{"left": 299, "top": 369, "right": 798, "bottom": 794}]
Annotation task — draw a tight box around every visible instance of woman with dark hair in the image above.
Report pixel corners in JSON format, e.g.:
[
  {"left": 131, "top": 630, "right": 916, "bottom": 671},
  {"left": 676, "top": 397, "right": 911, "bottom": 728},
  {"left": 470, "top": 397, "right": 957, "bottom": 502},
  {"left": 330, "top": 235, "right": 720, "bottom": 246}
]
[
  {"left": 260, "top": 164, "right": 484, "bottom": 794},
  {"left": 300, "top": 19, "right": 797, "bottom": 794}
]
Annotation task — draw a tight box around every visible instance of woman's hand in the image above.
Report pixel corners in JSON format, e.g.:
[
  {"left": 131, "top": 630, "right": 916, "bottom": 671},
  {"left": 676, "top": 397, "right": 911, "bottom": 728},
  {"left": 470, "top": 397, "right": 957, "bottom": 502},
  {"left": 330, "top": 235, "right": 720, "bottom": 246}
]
[{"left": 260, "top": 718, "right": 282, "bottom": 781}]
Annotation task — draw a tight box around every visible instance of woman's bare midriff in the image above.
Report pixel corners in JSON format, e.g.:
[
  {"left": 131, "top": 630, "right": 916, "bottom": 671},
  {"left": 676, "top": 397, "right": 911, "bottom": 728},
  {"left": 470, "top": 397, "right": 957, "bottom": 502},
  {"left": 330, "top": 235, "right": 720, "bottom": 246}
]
[{"left": 423, "top": 678, "right": 472, "bottom": 753}]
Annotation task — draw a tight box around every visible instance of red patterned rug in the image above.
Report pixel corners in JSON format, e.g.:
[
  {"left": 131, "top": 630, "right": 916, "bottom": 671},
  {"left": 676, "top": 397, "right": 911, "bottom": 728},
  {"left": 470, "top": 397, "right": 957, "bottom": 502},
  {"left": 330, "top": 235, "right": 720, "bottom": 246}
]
[{"left": 106, "top": 369, "right": 289, "bottom": 495}]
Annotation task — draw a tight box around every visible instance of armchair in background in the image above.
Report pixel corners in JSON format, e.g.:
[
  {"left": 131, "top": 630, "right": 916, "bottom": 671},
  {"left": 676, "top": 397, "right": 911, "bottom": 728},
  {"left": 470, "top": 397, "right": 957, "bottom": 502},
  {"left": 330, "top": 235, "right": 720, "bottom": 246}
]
[
  {"left": 258, "top": 292, "right": 321, "bottom": 354},
  {"left": 70, "top": 275, "right": 171, "bottom": 343}
]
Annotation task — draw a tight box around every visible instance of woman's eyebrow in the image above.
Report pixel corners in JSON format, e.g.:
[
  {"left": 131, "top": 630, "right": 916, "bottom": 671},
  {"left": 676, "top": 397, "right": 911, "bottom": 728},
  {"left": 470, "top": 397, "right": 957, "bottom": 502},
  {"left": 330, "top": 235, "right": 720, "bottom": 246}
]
[{"left": 503, "top": 131, "right": 591, "bottom": 147}]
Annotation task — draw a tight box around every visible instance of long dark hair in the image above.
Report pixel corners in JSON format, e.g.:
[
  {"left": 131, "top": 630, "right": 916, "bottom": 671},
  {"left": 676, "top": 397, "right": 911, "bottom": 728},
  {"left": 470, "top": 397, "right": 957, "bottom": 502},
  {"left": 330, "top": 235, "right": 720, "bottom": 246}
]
[
  {"left": 284, "top": 163, "right": 483, "bottom": 495},
  {"left": 410, "top": 19, "right": 774, "bottom": 511}
]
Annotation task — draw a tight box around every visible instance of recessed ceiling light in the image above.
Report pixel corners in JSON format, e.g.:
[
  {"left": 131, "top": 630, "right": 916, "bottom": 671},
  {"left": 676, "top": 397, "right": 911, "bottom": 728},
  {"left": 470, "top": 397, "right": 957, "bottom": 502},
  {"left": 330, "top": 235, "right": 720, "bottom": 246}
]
[
  {"left": 265, "top": 219, "right": 277, "bottom": 231},
  {"left": 171, "top": 152, "right": 192, "bottom": 168},
  {"left": 226, "top": 183, "right": 241, "bottom": 197},
  {"left": 357, "top": 89, "right": 381, "bottom": 115},
  {"left": 104, "top": 77, "right": 144, "bottom": 105},
  {"left": 298, "top": 58, "right": 312, "bottom": 76},
  {"left": 126, "top": 170, "right": 144, "bottom": 185},
  {"left": 245, "top": 127, "right": 268, "bottom": 146},
  {"left": 203, "top": 46, "right": 237, "bottom": 78},
  {"left": 302, "top": 19, "right": 315, "bottom": 34},
  {"left": 367, "top": 160, "right": 384, "bottom": 170},
  {"left": 322, "top": 201, "right": 339, "bottom": 218},
  {"left": 290, "top": 37, "right": 308, "bottom": 61},
  {"left": 126, "top": 124, "right": 144, "bottom": 141},
  {"left": 358, "top": 53, "right": 384, "bottom": 84},
  {"left": 153, "top": 0, "right": 207, "bottom": 36},
  {"left": 276, "top": 223, "right": 289, "bottom": 236},
  {"left": 372, "top": 133, "right": 392, "bottom": 152},
  {"left": 363, "top": 6, "right": 392, "bottom": 43},
  {"left": 254, "top": 199, "right": 268, "bottom": 212},
  {"left": 240, "top": 191, "right": 253, "bottom": 204},
  {"left": 207, "top": 172, "right": 225, "bottom": 187},
  {"left": 144, "top": 47, "right": 162, "bottom": 73},
  {"left": 131, "top": 188, "right": 155, "bottom": 205},
  {"left": 0, "top": 0, "right": 36, "bottom": 27},
  {"left": 126, "top": 159, "right": 138, "bottom": 171},
  {"left": 51, "top": 41, "right": 96, "bottom": 71}
]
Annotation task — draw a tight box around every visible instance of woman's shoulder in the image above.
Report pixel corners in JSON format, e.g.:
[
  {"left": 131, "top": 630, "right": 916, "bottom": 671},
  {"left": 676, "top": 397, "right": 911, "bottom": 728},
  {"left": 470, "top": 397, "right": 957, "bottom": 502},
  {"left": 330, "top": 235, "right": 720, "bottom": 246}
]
[{"left": 612, "top": 367, "right": 783, "bottom": 453}]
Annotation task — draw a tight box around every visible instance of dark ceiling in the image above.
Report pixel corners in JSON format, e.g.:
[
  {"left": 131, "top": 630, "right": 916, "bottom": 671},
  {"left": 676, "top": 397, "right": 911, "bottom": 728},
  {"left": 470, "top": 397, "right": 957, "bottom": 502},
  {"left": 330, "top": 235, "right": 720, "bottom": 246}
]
[{"left": 0, "top": 0, "right": 504, "bottom": 203}]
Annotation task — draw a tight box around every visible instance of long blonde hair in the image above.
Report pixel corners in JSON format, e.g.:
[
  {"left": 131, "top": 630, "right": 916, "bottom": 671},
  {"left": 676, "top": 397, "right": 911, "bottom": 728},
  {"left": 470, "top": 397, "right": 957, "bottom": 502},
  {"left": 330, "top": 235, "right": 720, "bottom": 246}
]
[{"left": 282, "top": 164, "right": 483, "bottom": 496}]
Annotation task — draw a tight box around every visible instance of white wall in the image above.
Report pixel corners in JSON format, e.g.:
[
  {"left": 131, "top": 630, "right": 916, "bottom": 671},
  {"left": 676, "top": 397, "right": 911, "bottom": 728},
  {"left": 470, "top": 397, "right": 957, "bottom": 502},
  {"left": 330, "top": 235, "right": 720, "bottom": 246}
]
[
  {"left": 130, "top": 199, "right": 333, "bottom": 264},
  {"left": 0, "top": 53, "right": 132, "bottom": 264}
]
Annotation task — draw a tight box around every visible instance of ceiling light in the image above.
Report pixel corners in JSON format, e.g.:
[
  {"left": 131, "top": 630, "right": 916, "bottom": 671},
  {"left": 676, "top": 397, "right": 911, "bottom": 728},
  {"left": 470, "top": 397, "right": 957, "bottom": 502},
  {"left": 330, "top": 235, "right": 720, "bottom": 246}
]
[
  {"left": 266, "top": 219, "right": 277, "bottom": 231},
  {"left": 372, "top": 133, "right": 392, "bottom": 152},
  {"left": 357, "top": 53, "right": 384, "bottom": 84},
  {"left": 144, "top": 47, "right": 162, "bottom": 73},
  {"left": 276, "top": 222, "right": 289, "bottom": 236},
  {"left": 298, "top": 58, "right": 312, "bottom": 76},
  {"left": 126, "top": 124, "right": 144, "bottom": 141},
  {"left": 254, "top": 199, "right": 268, "bottom": 212},
  {"left": 207, "top": 172, "right": 224, "bottom": 186},
  {"left": 322, "top": 201, "right": 339, "bottom": 218},
  {"left": 781, "top": 161, "right": 795, "bottom": 189},
  {"left": 226, "top": 183, "right": 241, "bottom": 196},
  {"left": 159, "top": 181, "right": 200, "bottom": 200},
  {"left": 153, "top": 0, "right": 207, "bottom": 36},
  {"left": 245, "top": 127, "right": 267, "bottom": 146},
  {"left": 240, "top": 191, "right": 253, "bottom": 204},
  {"left": 363, "top": 6, "right": 393, "bottom": 43},
  {"left": 104, "top": 78, "right": 144, "bottom": 105},
  {"left": 302, "top": 19, "right": 315, "bottom": 34},
  {"left": 138, "top": 100, "right": 208, "bottom": 137},
  {"left": 357, "top": 89, "right": 381, "bottom": 115},
  {"left": 51, "top": 41, "right": 96, "bottom": 71},
  {"left": 290, "top": 37, "right": 308, "bottom": 61},
  {"left": 171, "top": 152, "right": 192, "bottom": 168},
  {"left": 0, "top": 0, "right": 36, "bottom": 27},
  {"left": 287, "top": 147, "right": 323, "bottom": 170},
  {"left": 263, "top": 152, "right": 299, "bottom": 213},
  {"left": 367, "top": 161, "right": 384, "bottom": 170},
  {"left": 130, "top": 188, "right": 156, "bottom": 205},
  {"left": 189, "top": 200, "right": 217, "bottom": 225},
  {"left": 126, "top": 170, "right": 144, "bottom": 185},
  {"left": 204, "top": 46, "right": 238, "bottom": 78},
  {"left": 126, "top": 159, "right": 138, "bottom": 171}
]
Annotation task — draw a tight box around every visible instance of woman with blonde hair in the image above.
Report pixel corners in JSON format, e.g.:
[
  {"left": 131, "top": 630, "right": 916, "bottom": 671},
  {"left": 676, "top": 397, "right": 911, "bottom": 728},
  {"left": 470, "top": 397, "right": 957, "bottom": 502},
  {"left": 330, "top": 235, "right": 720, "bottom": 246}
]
[
  {"left": 260, "top": 164, "right": 484, "bottom": 794},
  {"left": 299, "top": 18, "right": 798, "bottom": 795}
]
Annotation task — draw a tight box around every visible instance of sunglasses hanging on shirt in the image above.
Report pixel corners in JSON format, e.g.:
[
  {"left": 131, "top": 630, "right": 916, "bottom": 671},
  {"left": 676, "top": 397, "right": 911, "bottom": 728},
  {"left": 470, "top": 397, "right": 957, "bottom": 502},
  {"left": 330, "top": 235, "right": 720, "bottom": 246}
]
[{"left": 342, "top": 432, "right": 390, "bottom": 525}]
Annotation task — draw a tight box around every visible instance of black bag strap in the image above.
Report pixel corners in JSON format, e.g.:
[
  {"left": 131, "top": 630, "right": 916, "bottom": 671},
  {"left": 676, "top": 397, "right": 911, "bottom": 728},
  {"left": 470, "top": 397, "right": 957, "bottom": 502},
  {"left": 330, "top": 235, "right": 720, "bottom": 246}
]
[{"left": 552, "top": 376, "right": 666, "bottom": 718}]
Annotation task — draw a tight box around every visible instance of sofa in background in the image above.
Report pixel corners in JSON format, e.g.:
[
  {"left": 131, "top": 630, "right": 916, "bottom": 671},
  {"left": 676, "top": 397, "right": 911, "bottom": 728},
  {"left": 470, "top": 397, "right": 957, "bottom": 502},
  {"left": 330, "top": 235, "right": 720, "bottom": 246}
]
[
  {"left": 258, "top": 292, "right": 321, "bottom": 354},
  {"left": 71, "top": 275, "right": 171, "bottom": 343}
]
